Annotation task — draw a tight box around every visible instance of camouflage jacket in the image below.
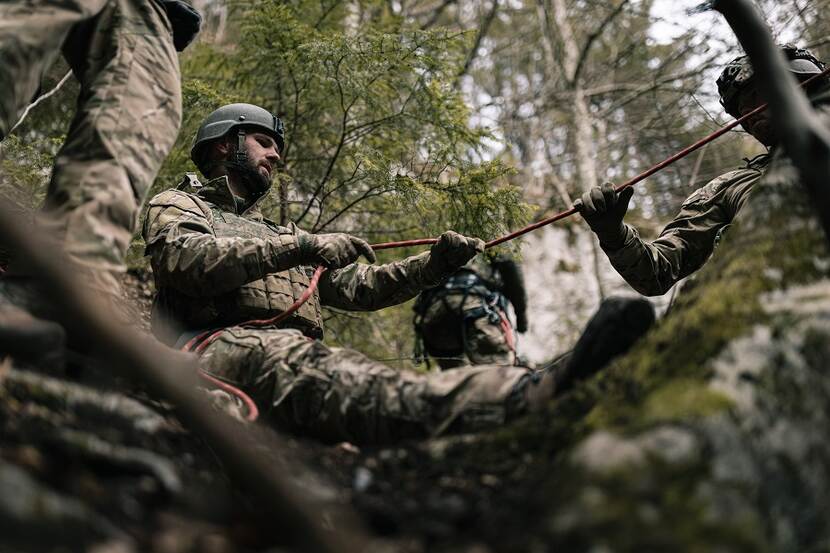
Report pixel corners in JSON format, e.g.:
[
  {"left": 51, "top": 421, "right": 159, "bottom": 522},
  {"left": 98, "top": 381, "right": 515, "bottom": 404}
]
[
  {"left": 142, "top": 176, "right": 445, "bottom": 340},
  {"left": 605, "top": 154, "right": 770, "bottom": 296}
]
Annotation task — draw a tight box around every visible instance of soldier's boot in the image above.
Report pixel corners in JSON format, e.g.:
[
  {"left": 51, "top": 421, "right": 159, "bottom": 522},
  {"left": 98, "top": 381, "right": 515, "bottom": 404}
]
[
  {"left": 522, "top": 297, "right": 655, "bottom": 411},
  {"left": 560, "top": 296, "right": 655, "bottom": 393},
  {"left": 0, "top": 281, "right": 66, "bottom": 371},
  {"left": 0, "top": 270, "right": 128, "bottom": 356}
]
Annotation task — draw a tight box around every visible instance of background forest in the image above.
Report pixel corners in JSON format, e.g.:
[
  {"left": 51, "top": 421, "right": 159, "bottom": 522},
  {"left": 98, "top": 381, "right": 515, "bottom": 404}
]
[{"left": 1, "top": 0, "right": 827, "bottom": 366}]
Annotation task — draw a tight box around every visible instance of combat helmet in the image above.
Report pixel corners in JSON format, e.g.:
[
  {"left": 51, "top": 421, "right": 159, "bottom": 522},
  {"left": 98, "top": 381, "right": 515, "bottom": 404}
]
[
  {"left": 717, "top": 44, "right": 826, "bottom": 118},
  {"left": 190, "top": 103, "right": 285, "bottom": 173}
]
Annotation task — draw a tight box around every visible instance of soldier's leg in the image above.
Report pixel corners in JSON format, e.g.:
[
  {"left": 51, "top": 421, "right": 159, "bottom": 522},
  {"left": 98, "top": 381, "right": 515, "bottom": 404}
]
[
  {"left": 0, "top": 0, "right": 108, "bottom": 364},
  {"left": 199, "top": 327, "right": 533, "bottom": 445},
  {"left": 0, "top": 0, "right": 108, "bottom": 138},
  {"left": 43, "top": 0, "right": 181, "bottom": 294},
  {"left": 464, "top": 310, "right": 515, "bottom": 366}
]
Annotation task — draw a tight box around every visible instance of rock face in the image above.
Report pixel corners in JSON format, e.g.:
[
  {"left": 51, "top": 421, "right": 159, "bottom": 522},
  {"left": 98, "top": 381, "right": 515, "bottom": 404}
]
[
  {"left": 343, "top": 155, "right": 830, "bottom": 551},
  {"left": 0, "top": 362, "right": 355, "bottom": 553},
  {"left": 547, "top": 157, "right": 830, "bottom": 552}
]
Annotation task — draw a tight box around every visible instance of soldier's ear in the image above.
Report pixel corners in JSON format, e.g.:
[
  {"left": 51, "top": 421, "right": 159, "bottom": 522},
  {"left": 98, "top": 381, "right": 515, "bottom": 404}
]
[{"left": 215, "top": 140, "right": 231, "bottom": 157}]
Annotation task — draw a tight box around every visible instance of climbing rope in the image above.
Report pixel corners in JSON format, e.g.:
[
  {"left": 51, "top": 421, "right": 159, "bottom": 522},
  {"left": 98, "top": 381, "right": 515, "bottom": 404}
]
[
  {"left": 185, "top": 66, "right": 830, "bottom": 422},
  {"left": 182, "top": 266, "right": 327, "bottom": 422}
]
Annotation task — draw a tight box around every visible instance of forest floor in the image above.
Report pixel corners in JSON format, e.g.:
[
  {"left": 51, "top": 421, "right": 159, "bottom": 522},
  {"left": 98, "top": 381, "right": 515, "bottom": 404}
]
[{"left": 0, "top": 269, "right": 572, "bottom": 553}]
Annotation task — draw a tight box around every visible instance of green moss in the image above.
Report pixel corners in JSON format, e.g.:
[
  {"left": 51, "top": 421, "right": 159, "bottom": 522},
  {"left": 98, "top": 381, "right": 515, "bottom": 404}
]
[
  {"left": 583, "top": 185, "right": 830, "bottom": 433},
  {"left": 640, "top": 380, "right": 733, "bottom": 424}
]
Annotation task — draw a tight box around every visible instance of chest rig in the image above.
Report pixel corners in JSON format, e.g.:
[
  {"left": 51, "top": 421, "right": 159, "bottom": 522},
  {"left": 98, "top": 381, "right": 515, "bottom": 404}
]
[
  {"left": 206, "top": 206, "right": 324, "bottom": 334},
  {"left": 154, "top": 175, "right": 324, "bottom": 338}
]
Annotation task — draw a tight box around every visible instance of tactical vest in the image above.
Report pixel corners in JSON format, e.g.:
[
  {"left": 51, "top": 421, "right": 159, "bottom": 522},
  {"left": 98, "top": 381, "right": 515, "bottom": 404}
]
[{"left": 152, "top": 192, "right": 324, "bottom": 337}]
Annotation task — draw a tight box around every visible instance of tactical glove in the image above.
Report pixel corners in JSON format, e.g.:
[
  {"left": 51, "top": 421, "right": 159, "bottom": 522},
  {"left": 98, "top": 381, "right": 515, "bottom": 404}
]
[
  {"left": 575, "top": 182, "right": 634, "bottom": 250},
  {"left": 297, "top": 233, "right": 376, "bottom": 270},
  {"left": 424, "top": 231, "right": 485, "bottom": 281},
  {"left": 162, "top": 0, "right": 202, "bottom": 52}
]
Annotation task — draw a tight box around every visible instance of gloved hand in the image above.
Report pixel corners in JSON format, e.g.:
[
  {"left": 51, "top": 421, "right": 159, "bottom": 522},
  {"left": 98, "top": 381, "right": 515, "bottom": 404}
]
[
  {"left": 575, "top": 182, "right": 634, "bottom": 250},
  {"left": 425, "top": 231, "right": 485, "bottom": 280},
  {"left": 515, "top": 311, "right": 528, "bottom": 333},
  {"left": 298, "top": 233, "right": 376, "bottom": 269},
  {"left": 162, "top": 0, "right": 202, "bottom": 52}
]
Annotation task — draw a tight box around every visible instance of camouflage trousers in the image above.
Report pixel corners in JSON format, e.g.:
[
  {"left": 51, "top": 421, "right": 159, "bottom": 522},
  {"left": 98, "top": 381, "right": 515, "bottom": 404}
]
[
  {"left": 419, "top": 293, "right": 516, "bottom": 370},
  {"left": 0, "top": 0, "right": 182, "bottom": 293},
  {"left": 199, "top": 326, "right": 532, "bottom": 445}
]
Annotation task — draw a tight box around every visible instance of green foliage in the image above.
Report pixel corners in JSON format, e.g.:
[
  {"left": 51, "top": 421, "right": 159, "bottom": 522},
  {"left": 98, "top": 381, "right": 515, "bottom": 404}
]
[{"left": 0, "top": 134, "right": 62, "bottom": 210}]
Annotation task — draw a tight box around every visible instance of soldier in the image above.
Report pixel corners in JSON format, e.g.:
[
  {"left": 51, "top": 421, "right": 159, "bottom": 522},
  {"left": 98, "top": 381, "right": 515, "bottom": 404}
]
[
  {"left": 413, "top": 255, "right": 528, "bottom": 369},
  {"left": 577, "top": 45, "right": 830, "bottom": 296},
  {"left": 0, "top": 0, "right": 201, "bottom": 361},
  {"left": 142, "top": 103, "right": 632, "bottom": 444}
]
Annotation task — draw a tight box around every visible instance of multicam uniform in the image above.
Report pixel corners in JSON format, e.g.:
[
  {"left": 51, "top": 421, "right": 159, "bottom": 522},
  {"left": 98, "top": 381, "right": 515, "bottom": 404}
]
[
  {"left": 143, "top": 176, "right": 533, "bottom": 444},
  {"left": 0, "top": 0, "right": 185, "bottom": 293},
  {"left": 414, "top": 257, "right": 527, "bottom": 369},
  {"left": 604, "top": 154, "right": 770, "bottom": 296}
]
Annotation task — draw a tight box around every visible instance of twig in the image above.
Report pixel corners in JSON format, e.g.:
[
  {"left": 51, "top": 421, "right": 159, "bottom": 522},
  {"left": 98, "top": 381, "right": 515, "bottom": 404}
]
[{"left": 8, "top": 71, "right": 73, "bottom": 136}]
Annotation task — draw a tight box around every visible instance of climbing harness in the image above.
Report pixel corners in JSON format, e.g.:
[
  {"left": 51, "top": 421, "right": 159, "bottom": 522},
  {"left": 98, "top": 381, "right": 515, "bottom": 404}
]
[
  {"left": 413, "top": 271, "right": 514, "bottom": 367},
  {"left": 186, "top": 65, "right": 830, "bottom": 423}
]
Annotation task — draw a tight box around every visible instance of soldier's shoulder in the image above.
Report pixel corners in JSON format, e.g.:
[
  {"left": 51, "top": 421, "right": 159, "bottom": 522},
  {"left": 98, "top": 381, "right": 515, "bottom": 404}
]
[
  {"left": 681, "top": 163, "right": 765, "bottom": 208},
  {"left": 147, "top": 187, "right": 209, "bottom": 216}
]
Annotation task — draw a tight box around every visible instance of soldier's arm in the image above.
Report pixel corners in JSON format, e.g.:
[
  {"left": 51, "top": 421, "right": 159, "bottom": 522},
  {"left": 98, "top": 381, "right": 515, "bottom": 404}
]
[
  {"left": 605, "top": 170, "right": 757, "bottom": 296},
  {"left": 316, "top": 251, "right": 441, "bottom": 311},
  {"left": 142, "top": 190, "right": 304, "bottom": 296},
  {"left": 318, "top": 231, "right": 483, "bottom": 310},
  {"left": 492, "top": 257, "right": 528, "bottom": 331}
]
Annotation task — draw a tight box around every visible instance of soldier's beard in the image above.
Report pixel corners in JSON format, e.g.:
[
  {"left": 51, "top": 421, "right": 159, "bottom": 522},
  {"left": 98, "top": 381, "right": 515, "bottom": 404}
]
[{"left": 227, "top": 155, "right": 272, "bottom": 198}]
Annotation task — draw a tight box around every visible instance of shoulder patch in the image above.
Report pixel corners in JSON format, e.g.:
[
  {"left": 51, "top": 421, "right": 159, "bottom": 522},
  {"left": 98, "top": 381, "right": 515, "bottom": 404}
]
[
  {"left": 681, "top": 169, "right": 757, "bottom": 208},
  {"left": 148, "top": 189, "right": 211, "bottom": 218},
  {"left": 143, "top": 189, "right": 215, "bottom": 245}
]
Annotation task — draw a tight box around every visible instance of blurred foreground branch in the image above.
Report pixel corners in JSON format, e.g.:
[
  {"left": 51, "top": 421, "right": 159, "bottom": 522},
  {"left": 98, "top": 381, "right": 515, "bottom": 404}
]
[{"left": 0, "top": 201, "right": 371, "bottom": 553}]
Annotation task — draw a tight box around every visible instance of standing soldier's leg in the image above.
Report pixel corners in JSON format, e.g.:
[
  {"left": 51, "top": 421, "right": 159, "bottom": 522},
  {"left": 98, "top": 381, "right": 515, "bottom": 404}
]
[
  {"left": 199, "top": 327, "right": 533, "bottom": 445},
  {"left": 45, "top": 0, "right": 182, "bottom": 294},
  {"left": 0, "top": 0, "right": 108, "bottom": 139}
]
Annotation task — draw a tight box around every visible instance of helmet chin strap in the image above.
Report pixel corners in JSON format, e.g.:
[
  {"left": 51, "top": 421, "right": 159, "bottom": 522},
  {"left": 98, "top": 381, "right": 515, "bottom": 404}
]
[
  {"left": 235, "top": 128, "right": 247, "bottom": 166},
  {"left": 201, "top": 129, "right": 271, "bottom": 198}
]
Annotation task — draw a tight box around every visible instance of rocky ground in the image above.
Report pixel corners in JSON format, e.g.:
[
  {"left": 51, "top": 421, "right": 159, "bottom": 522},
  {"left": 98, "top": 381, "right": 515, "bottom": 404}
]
[{"left": 0, "top": 269, "right": 564, "bottom": 553}]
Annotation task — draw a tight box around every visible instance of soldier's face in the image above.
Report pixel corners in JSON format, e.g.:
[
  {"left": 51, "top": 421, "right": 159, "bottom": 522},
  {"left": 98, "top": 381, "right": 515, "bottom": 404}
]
[
  {"left": 243, "top": 132, "right": 281, "bottom": 181},
  {"left": 736, "top": 84, "right": 776, "bottom": 146}
]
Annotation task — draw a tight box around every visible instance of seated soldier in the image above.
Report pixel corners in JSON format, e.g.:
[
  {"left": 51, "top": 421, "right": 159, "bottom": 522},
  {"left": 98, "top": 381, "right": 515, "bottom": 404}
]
[
  {"left": 143, "top": 103, "right": 652, "bottom": 445},
  {"left": 413, "top": 254, "right": 527, "bottom": 369}
]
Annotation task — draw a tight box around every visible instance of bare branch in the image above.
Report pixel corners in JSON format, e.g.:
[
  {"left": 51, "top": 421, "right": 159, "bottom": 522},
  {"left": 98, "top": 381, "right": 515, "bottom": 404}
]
[
  {"left": 456, "top": 0, "right": 500, "bottom": 84},
  {"left": 7, "top": 71, "right": 72, "bottom": 136},
  {"left": 419, "top": 0, "right": 458, "bottom": 29},
  {"left": 573, "top": 0, "right": 631, "bottom": 84}
]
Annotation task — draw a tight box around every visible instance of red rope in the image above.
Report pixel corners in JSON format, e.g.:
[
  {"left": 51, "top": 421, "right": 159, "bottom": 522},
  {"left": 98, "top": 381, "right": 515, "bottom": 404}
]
[
  {"left": 181, "top": 266, "right": 328, "bottom": 422},
  {"left": 198, "top": 371, "right": 260, "bottom": 422}
]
